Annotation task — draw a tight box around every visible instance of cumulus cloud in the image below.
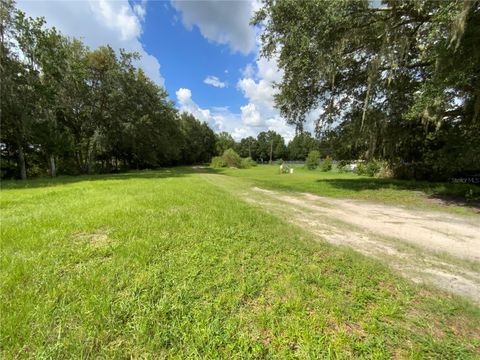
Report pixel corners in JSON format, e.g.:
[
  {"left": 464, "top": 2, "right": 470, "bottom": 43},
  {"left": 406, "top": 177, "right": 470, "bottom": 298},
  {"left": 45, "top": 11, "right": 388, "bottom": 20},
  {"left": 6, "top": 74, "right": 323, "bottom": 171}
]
[
  {"left": 176, "top": 47, "right": 297, "bottom": 142},
  {"left": 17, "top": 0, "right": 164, "bottom": 85},
  {"left": 235, "top": 51, "right": 308, "bottom": 141},
  {"left": 241, "top": 63, "right": 255, "bottom": 78},
  {"left": 133, "top": 4, "right": 147, "bottom": 21},
  {"left": 204, "top": 75, "right": 227, "bottom": 88},
  {"left": 240, "top": 103, "right": 262, "bottom": 127},
  {"left": 171, "top": 0, "right": 256, "bottom": 54},
  {"left": 237, "top": 56, "right": 283, "bottom": 125},
  {"left": 176, "top": 88, "right": 240, "bottom": 132}
]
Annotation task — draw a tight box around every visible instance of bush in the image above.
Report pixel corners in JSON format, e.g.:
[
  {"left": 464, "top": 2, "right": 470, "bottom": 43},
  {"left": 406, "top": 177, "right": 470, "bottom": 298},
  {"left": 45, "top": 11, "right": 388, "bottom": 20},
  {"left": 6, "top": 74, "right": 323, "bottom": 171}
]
[
  {"left": 222, "top": 148, "right": 242, "bottom": 168},
  {"left": 240, "top": 157, "right": 257, "bottom": 169},
  {"left": 320, "top": 156, "right": 332, "bottom": 172},
  {"left": 305, "top": 150, "right": 320, "bottom": 170},
  {"left": 337, "top": 160, "right": 350, "bottom": 173},
  {"left": 356, "top": 160, "right": 382, "bottom": 177},
  {"left": 276, "top": 159, "right": 284, "bottom": 165},
  {"left": 210, "top": 156, "right": 226, "bottom": 168}
]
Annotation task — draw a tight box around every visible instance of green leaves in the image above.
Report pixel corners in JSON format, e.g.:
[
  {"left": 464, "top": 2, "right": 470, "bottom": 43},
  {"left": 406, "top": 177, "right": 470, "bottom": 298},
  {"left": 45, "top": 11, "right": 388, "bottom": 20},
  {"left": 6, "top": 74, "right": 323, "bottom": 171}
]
[{"left": 254, "top": 0, "right": 480, "bottom": 180}]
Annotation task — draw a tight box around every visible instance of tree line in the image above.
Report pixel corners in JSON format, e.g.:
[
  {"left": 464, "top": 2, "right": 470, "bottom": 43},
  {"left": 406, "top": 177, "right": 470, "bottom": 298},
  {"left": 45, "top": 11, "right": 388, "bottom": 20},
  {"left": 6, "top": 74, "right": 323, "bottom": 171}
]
[
  {"left": 254, "top": 0, "right": 480, "bottom": 180},
  {"left": 215, "top": 130, "right": 324, "bottom": 163},
  {"left": 0, "top": 1, "right": 326, "bottom": 180},
  {"left": 0, "top": 2, "right": 220, "bottom": 179}
]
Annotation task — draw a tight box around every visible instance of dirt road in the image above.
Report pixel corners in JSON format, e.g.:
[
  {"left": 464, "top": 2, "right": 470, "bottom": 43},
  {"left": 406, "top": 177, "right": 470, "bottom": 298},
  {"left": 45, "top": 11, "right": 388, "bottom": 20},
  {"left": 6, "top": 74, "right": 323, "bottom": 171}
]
[
  {"left": 246, "top": 186, "right": 480, "bottom": 302},
  {"left": 202, "top": 173, "right": 480, "bottom": 303}
]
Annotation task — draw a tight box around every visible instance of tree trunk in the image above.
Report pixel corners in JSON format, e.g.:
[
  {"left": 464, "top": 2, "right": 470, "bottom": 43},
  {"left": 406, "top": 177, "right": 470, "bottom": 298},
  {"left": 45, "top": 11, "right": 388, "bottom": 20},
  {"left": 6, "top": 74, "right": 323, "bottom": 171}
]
[
  {"left": 49, "top": 154, "right": 56, "bottom": 177},
  {"left": 269, "top": 140, "right": 273, "bottom": 164},
  {"left": 18, "top": 145, "right": 27, "bottom": 180},
  {"left": 75, "top": 141, "right": 83, "bottom": 173},
  {"left": 87, "top": 140, "right": 96, "bottom": 174}
]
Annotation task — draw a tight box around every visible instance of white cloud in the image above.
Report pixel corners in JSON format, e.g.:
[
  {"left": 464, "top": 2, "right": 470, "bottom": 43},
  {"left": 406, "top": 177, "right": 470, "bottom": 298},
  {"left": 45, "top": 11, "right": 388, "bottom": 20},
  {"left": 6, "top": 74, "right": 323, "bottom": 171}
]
[
  {"left": 237, "top": 55, "right": 283, "bottom": 125},
  {"left": 17, "top": 0, "right": 164, "bottom": 85},
  {"left": 176, "top": 88, "right": 238, "bottom": 131},
  {"left": 237, "top": 77, "right": 276, "bottom": 117},
  {"left": 231, "top": 126, "right": 257, "bottom": 141},
  {"left": 176, "top": 46, "right": 297, "bottom": 142},
  {"left": 133, "top": 4, "right": 146, "bottom": 21},
  {"left": 235, "top": 49, "right": 305, "bottom": 141},
  {"left": 266, "top": 116, "right": 295, "bottom": 142},
  {"left": 171, "top": 0, "right": 256, "bottom": 54},
  {"left": 240, "top": 103, "right": 262, "bottom": 127},
  {"left": 204, "top": 75, "right": 227, "bottom": 88}
]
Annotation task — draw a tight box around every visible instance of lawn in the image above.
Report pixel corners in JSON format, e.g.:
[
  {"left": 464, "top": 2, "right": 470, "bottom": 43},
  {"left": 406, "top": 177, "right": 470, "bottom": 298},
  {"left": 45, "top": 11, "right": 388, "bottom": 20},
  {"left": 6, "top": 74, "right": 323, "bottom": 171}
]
[
  {"left": 1, "top": 168, "right": 479, "bottom": 358},
  {"left": 219, "top": 165, "right": 480, "bottom": 214}
]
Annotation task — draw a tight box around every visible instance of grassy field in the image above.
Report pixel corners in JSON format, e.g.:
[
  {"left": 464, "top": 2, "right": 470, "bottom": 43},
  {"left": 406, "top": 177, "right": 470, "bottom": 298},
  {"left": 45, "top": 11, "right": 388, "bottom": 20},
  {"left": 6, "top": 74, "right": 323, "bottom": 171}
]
[
  {"left": 1, "top": 167, "right": 480, "bottom": 358},
  {"left": 219, "top": 165, "right": 480, "bottom": 215}
]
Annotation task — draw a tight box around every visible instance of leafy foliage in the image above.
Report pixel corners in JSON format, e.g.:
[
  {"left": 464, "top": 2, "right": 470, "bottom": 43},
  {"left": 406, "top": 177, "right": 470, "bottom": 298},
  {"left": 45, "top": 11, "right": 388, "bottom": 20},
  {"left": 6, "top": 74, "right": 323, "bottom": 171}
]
[
  {"left": 305, "top": 150, "right": 321, "bottom": 170},
  {"left": 256, "top": 131, "right": 287, "bottom": 163},
  {"left": 0, "top": 3, "right": 216, "bottom": 179},
  {"left": 287, "top": 132, "right": 319, "bottom": 160},
  {"left": 215, "top": 132, "right": 236, "bottom": 156},
  {"left": 210, "top": 156, "right": 226, "bottom": 168},
  {"left": 357, "top": 160, "right": 383, "bottom": 177},
  {"left": 221, "top": 148, "right": 242, "bottom": 168},
  {"left": 240, "top": 157, "right": 257, "bottom": 169},
  {"left": 253, "top": 0, "right": 480, "bottom": 180},
  {"left": 320, "top": 156, "right": 333, "bottom": 172}
]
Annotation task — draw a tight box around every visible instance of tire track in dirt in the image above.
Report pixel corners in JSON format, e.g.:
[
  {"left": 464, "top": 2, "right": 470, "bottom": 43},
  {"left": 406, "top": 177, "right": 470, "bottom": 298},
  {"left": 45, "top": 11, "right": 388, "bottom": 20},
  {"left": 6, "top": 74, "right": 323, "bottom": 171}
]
[
  {"left": 201, "top": 173, "right": 480, "bottom": 303},
  {"left": 247, "top": 187, "right": 480, "bottom": 303}
]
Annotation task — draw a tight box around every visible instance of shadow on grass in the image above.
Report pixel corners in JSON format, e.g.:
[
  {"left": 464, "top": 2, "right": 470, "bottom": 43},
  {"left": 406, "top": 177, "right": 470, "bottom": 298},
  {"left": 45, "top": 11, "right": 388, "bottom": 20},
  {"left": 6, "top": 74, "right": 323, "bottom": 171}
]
[
  {"left": 316, "top": 178, "right": 480, "bottom": 209},
  {"left": 0, "top": 166, "right": 221, "bottom": 190}
]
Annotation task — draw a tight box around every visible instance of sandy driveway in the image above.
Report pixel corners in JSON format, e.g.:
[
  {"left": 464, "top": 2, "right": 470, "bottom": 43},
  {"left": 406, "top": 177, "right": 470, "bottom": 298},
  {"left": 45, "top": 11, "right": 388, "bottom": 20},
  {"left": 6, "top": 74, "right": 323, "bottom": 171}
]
[
  {"left": 202, "top": 172, "right": 480, "bottom": 303},
  {"left": 245, "top": 186, "right": 480, "bottom": 303},
  {"left": 253, "top": 188, "right": 480, "bottom": 262}
]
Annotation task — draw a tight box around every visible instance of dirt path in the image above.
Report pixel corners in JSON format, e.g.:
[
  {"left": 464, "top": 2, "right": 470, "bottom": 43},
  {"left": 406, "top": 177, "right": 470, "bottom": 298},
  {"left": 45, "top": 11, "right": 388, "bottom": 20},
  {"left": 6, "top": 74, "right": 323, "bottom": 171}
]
[
  {"left": 201, "top": 174, "right": 480, "bottom": 303},
  {"left": 253, "top": 187, "right": 480, "bottom": 262},
  {"left": 247, "top": 187, "right": 480, "bottom": 303}
]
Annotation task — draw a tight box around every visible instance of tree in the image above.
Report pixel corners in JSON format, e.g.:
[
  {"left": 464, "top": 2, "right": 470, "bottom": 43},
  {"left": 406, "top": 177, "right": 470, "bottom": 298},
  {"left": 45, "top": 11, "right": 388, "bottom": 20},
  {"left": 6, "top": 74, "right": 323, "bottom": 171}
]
[
  {"left": 1, "top": 5, "right": 43, "bottom": 179},
  {"left": 0, "top": 1, "right": 238, "bottom": 178},
  {"left": 215, "top": 132, "right": 235, "bottom": 156},
  {"left": 238, "top": 136, "right": 258, "bottom": 159},
  {"left": 178, "top": 112, "right": 216, "bottom": 164},
  {"left": 221, "top": 148, "right": 242, "bottom": 168},
  {"left": 254, "top": 0, "right": 480, "bottom": 179},
  {"left": 257, "top": 131, "right": 286, "bottom": 162},
  {"left": 287, "top": 132, "right": 319, "bottom": 160},
  {"left": 305, "top": 150, "right": 320, "bottom": 170}
]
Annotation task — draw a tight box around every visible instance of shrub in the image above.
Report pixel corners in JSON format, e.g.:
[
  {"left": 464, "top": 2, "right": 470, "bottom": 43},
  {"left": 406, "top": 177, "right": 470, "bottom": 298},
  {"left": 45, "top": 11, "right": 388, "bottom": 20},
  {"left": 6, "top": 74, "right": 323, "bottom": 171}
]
[
  {"left": 210, "top": 156, "right": 226, "bottom": 168},
  {"left": 277, "top": 159, "right": 284, "bottom": 165},
  {"left": 240, "top": 157, "right": 257, "bottom": 169},
  {"left": 377, "top": 162, "right": 393, "bottom": 178},
  {"left": 337, "top": 160, "right": 350, "bottom": 173},
  {"left": 305, "top": 150, "right": 320, "bottom": 170},
  {"left": 320, "top": 156, "right": 333, "bottom": 172},
  {"left": 222, "top": 148, "right": 242, "bottom": 168},
  {"left": 356, "top": 160, "right": 382, "bottom": 177}
]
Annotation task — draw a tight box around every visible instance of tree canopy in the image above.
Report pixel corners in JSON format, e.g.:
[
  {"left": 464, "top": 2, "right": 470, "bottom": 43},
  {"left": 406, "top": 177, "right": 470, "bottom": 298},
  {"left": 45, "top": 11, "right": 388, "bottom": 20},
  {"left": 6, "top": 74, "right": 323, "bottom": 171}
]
[
  {"left": 0, "top": 1, "right": 217, "bottom": 178},
  {"left": 253, "top": 0, "right": 480, "bottom": 179}
]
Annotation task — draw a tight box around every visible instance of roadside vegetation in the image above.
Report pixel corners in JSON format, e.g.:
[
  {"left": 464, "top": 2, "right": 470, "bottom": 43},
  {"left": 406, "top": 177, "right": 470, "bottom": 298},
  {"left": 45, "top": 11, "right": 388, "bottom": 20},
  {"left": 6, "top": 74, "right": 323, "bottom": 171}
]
[
  {"left": 1, "top": 168, "right": 479, "bottom": 358},
  {"left": 219, "top": 165, "right": 480, "bottom": 214},
  {"left": 2, "top": 0, "right": 479, "bottom": 357}
]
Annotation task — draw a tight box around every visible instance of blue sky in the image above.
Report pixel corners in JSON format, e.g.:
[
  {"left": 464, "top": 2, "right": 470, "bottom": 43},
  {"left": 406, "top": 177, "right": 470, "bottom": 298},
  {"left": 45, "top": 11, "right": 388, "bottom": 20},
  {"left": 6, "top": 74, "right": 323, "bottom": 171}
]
[
  {"left": 142, "top": 1, "right": 254, "bottom": 111},
  {"left": 17, "top": 0, "right": 306, "bottom": 141}
]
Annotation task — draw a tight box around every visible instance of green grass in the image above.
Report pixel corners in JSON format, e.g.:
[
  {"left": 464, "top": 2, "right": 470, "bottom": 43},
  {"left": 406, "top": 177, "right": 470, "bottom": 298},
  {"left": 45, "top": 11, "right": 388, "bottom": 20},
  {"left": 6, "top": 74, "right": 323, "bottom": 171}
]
[
  {"left": 1, "top": 168, "right": 479, "bottom": 358},
  {"left": 219, "top": 165, "right": 480, "bottom": 214}
]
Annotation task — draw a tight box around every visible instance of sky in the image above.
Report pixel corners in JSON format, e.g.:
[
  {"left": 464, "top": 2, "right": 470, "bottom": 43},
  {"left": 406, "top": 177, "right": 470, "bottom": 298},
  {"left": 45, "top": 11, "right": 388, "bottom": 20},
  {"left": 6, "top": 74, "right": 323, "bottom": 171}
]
[{"left": 16, "top": 0, "right": 314, "bottom": 142}]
